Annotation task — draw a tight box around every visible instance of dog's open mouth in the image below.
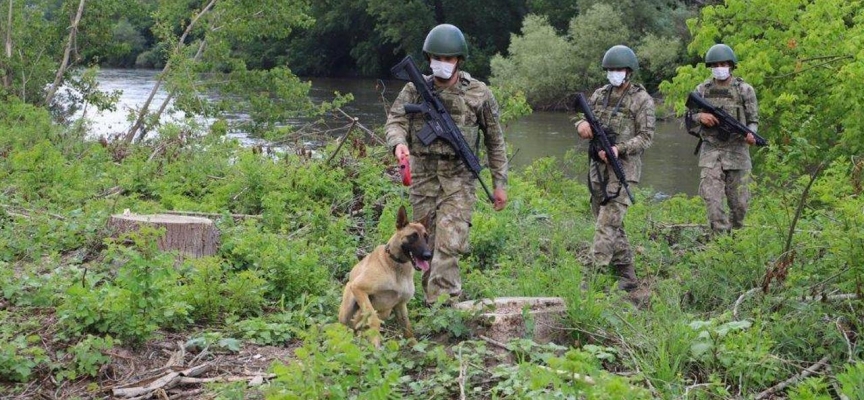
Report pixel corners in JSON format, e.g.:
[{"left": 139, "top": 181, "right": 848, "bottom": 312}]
[{"left": 410, "top": 252, "right": 430, "bottom": 272}]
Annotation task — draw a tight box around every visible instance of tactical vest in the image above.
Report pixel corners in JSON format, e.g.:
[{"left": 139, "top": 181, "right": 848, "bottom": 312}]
[
  {"left": 702, "top": 78, "right": 747, "bottom": 142},
  {"left": 408, "top": 74, "right": 481, "bottom": 157},
  {"left": 593, "top": 84, "right": 639, "bottom": 146}
]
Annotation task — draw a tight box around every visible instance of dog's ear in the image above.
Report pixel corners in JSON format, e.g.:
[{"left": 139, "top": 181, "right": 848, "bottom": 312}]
[
  {"left": 396, "top": 205, "right": 408, "bottom": 230},
  {"left": 416, "top": 211, "right": 432, "bottom": 230}
]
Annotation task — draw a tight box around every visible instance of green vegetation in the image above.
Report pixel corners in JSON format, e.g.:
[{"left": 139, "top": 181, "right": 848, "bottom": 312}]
[
  {"left": 0, "top": 0, "right": 862, "bottom": 398},
  {"left": 1, "top": 97, "right": 861, "bottom": 397}
]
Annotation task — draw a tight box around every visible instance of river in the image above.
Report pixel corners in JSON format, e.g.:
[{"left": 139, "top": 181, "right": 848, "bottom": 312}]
[{"left": 87, "top": 69, "right": 700, "bottom": 196}]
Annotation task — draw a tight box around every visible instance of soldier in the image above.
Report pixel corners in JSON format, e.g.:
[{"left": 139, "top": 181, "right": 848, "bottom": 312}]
[
  {"left": 688, "top": 44, "right": 759, "bottom": 234},
  {"left": 574, "top": 45, "right": 655, "bottom": 294},
  {"left": 385, "top": 24, "right": 508, "bottom": 305}
]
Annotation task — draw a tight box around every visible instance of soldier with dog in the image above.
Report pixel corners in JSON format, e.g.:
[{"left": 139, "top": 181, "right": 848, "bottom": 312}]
[{"left": 385, "top": 24, "right": 509, "bottom": 305}]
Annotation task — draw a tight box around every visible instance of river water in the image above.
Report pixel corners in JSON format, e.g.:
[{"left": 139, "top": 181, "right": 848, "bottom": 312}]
[{"left": 87, "top": 69, "right": 700, "bottom": 195}]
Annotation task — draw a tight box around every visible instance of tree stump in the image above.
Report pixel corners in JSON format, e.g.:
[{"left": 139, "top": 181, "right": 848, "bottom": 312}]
[
  {"left": 108, "top": 213, "right": 220, "bottom": 258},
  {"left": 454, "top": 297, "right": 569, "bottom": 345}
]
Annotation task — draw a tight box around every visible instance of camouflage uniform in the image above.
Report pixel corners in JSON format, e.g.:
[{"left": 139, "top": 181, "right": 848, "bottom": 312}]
[
  {"left": 575, "top": 84, "right": 655, "bottom": 291},
  {"left": 385, "top": 70, "right": 508, "bottom": 303},
  {"left": 690, "top": 77, "right": 759, "bottom": 233}
]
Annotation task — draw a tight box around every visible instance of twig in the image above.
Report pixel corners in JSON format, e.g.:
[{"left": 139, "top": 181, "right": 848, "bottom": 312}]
[
  {"left": 767, "top": 55, "right": 853, "bottom": 80},
  {"left": 796, "top": 293, "right": 858, "bottom": 303},
  {"left": 1, "top": 204, "right": 66, "bottom": 220},
  {"left": 113, "top": 364, "right": 213, "bottom": 398},
  {"left": 824, "top": 364, "right": 851, "bottom": 400},
  {"left": 684, "top": 382, "right": 714, "bottom": 397},
  {"left": 835, "top": 317, "right": 854, "bottom": 362},
  {"left": 335, "top": 108, "right": 385, "bottom": 145},
  {"left": 479, "top": 335, "right": 508, "bottom": 350},
  {"left": 733, "top": 288, "right": 760, "bottom": 321},
  {"left": 458, "top": 351, "right": 467, "bottom": 400},
  {"left": 616, "top": 332, "right": 659, "bottom": 398},
  {"left": 326, "top": 118, "right": 358, "bottom": 165},
  {"left": 754, "top": 355, "right": 831, "bottom": 399}
]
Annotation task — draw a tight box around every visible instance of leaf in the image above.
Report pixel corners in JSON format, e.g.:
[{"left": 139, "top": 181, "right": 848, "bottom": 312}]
[{"left": 691, "top": 342, "right": 714, "bottom": 358}]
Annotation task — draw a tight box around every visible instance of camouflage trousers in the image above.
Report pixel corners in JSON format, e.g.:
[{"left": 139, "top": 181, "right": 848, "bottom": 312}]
[
  {"left": 589, "top": 179, "right": 637, "bottom": 291},
  {"left": 699, "top": 165, "right": 750, "bottom": 233},
  {"left": 410, "top": 154, "right": 477, "bottom": 304}
]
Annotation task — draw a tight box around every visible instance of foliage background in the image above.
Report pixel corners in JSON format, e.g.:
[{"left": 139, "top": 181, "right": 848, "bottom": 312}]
[{"left": 0, "top": 0, "right": 863, "bottom": 398}]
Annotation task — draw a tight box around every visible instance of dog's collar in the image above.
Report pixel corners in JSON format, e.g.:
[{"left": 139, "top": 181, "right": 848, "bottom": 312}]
[{"left": 385, "top": 244, "right": 410, "bottom": 264}]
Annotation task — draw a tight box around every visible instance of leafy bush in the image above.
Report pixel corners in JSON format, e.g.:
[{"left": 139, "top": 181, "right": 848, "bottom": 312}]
[{"left": 57, "top": 228, "right": 191, "bottom": 344}]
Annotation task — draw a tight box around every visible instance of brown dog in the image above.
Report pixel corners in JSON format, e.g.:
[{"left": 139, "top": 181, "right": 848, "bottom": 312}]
[{"left": 338, "top": 205, "right": 432, "bottom": 346}]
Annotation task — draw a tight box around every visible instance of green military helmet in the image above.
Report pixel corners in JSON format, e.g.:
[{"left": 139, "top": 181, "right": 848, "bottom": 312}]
[
  {"left": 705, "top": 44, "right": 738, "bottom": 66},
  {"left": 601, "top": 45, "right": 639, "bottom": 72},
  {"left": 423, "top": 24, "right": 468, "bottom": 58}
]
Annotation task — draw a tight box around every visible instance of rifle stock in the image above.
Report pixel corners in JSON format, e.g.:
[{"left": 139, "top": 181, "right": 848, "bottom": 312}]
[
  {"left": 686, "top": 91, "right": 768, "bottom": 147},
  {"left": 390, "top": 55, "right": 495, "bottom": 203},
  {"left": 575, "top": 92, "right": 636, "bottom": 204}
]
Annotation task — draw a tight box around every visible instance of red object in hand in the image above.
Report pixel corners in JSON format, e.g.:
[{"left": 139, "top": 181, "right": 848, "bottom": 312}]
[{"left": 398, "top": 156, "right": 411, "bottom": 186}]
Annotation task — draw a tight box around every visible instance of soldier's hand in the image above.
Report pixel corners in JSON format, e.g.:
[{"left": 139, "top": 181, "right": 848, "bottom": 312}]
[
  {"left": 576, "top": 121, "right": 593, "bottom": 139},
  {"left": 598, "top": 146, "right": 618, "bottom": 164},
  {"left": 745, "top": 132, "right": 756, "bottom": 146},
  {"left": 492, "top": 187, "right": 507, "bottom": 211},
  {"left": 395, "top": 144, "right": 410, "bottom": 160},
  {"left": 699, "top": 113, "right": 719, "bottom": 127}
]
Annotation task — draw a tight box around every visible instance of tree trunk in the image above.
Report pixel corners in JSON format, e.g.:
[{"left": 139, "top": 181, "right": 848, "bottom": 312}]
[
  {"left": 454, "top": 297, "right": 568, "bottom": 345},
  {"left": 136, "top": 38, "right": 207, "bottom": 143},
  {"left": 44, "top": 0, "right": 85, "bottom": 106},
  {"left": 3, "top": 0, "right": 12, "bottom": 88},
  {"left": 124, "top": 0, "right": 217, "bottom": 143},
  {"left": 108, "top": 213, "right": 220, "bottom": 258}
]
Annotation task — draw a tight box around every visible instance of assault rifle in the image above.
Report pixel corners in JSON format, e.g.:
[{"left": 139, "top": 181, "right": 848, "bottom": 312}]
[
  {"left": 686, "top": 91, "right": 768, "bottom": 147},
  {"left": 390, "top": 55, "right": 495, "bottom": 203},
  {"left": 574, "top": 92, "right": 636, "bottom": 204}
]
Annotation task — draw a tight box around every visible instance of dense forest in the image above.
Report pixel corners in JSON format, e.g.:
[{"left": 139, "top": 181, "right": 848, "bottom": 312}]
[{"left": 1, "top": 0, "right": 863, "bottom": 399}]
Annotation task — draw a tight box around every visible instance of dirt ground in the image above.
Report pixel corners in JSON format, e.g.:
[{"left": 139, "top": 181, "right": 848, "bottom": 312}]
[{"left": 3, "top": 331, "right": 301, "bottom": 400}]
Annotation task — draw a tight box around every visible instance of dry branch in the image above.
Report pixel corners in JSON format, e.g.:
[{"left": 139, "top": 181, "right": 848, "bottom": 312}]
[
  {"left": 754, "top": 355, "right": 830, "bottom": 399},
  {"left": 326, "top": 118, "right": 358, "bottom": 165}
]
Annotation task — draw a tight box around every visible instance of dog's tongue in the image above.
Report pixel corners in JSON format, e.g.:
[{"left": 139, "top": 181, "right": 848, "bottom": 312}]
[{"left": 414, "top": 258, "right": 430, "bottom": 272}]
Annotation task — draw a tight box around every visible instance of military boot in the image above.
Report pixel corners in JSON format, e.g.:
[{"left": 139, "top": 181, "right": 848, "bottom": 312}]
[{"left": 614, "top": 263, "right": 638, "bottom": 292}]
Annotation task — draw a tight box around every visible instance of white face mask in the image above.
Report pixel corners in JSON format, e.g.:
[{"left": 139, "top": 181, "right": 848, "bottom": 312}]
[
  {"left": 607, "top": 70, "right": 627, "bottom": 87},
  {"left": 712, "top": 66, "right": 731, "bottom": 81},
  {"left": 430, "top": 59, "right": 456, "bottom": 80}
]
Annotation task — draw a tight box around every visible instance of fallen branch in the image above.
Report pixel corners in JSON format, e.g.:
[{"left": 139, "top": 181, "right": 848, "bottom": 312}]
[
  {"left": 113, "top": 364, "right": 212, "bottom": 398},
  {"left": 478, "top": 335, "right": 508, "bottom": 350},
  {"left": 733, "top": 287, "right": 760, "bottom": 321},
  {"left": 326, "top": 118, "right": 358, "bottom": 165},
  {"left": 0, "top": 204, "right": 66, "bottom": 220},
  {"left": 754, "top": 355, "right": 831, "bottom": 399},
  {"left": 735, "top": 288, "right": 857, "bottom": 321}
]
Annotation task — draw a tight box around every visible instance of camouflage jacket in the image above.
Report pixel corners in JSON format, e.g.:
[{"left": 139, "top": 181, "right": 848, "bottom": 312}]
[
  {"left": 575, "top": 83, "right": 655, "bottom": 183},
  {"left": 691, "top": 77, "right": 759, "bottom": 170},
  {"left": 385, "top": 71, "right": 508, "bottom": 190}
]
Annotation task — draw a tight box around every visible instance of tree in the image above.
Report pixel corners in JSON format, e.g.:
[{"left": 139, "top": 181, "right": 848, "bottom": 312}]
[
  {"left": 659, "top": 0, "right": 864, "bottom": 166},
  {"left": 125, "top": 0, "right": 348, "bottom": 142},
  {"left": 0, "top": 0, "right": 127, "bottom": 116}
]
